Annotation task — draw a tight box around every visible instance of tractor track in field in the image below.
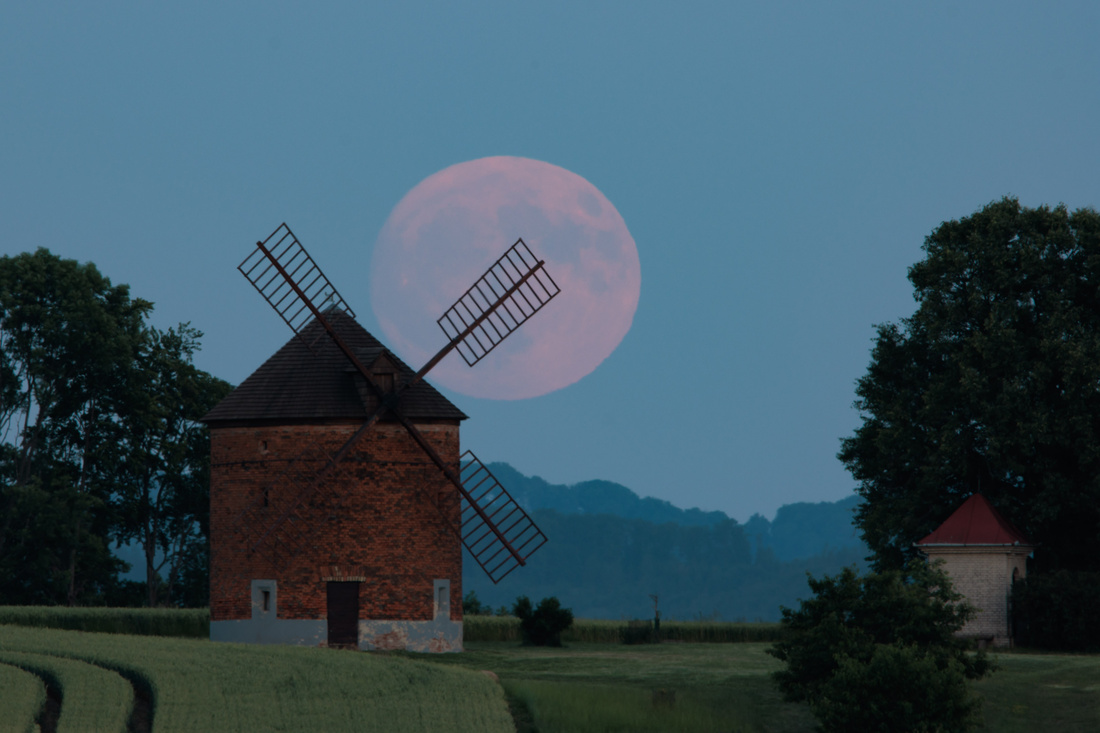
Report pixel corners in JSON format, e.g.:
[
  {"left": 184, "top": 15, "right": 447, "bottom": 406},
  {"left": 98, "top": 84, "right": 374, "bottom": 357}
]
[
  {"left": 124, "top": 676, "right": 153, "bottom": 733},
  {"left": 9, "top": 653, "right": 153, "bottom": 733},
  {"left": 35, "top": 677, "right": 61, "bottom": 733},
  {"left": 101, "top": 663, "right": 153, "bottom": 733}
]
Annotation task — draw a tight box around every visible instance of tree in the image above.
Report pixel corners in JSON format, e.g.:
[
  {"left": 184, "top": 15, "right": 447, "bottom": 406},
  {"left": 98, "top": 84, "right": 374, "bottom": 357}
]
[
  {"left": 110, "top": 324, "right": 231, "bottom": 606},
  {"left": 839, "top": 198, "right": 1100, "bottom": 572},
  {"left": 1, "top": 248, "right": 229, "bottom": 606},
  {"left": 768, "top": 561, "right": 991, "bottom": 732},
  {"left": 0, "top": 249, "right": 150, "bottom": 604},
  {"left": 512, "top": 595, "right": 574, "bottom": 646}
]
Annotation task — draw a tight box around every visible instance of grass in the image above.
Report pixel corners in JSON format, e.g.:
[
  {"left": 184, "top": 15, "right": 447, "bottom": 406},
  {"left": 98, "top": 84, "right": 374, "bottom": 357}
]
[
  {"left": 0, "top": 651, "right": 133, "bottom": 733},
  {"left": 3, "top": 609, "right": 1099, "bottom": 732},
  {"left": 0, "top": 625, "right": 513, "bottom": 733},
  {"left": 418, "top": 641, "right": 1100, "bottom": 733},
  {"left": 974, "top": 650, "right": 1100, "bottom": 732},
  {"left": 0, "top": 661, "right": 45, "bottom": 733},
  {"left": 0, "top": 606, "right": 208, "bottom": 638},
  {"left": 417, "top": 641, "right": 815, "bottom": 733}
]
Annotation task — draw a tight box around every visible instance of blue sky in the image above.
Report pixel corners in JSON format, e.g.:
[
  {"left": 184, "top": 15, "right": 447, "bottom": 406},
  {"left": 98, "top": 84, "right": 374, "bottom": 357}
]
[{"left": 3, "top": 3, "right": 1099, "bottom": 521}]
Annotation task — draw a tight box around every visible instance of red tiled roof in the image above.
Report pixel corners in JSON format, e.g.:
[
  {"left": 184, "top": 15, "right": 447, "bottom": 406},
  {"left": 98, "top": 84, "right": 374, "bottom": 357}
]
[
  {"left": 202, "top": 310, "right": 467, "bottom": 425},
  {"left": 915, "top": 494, "right": 1031, "bottom": 546}
]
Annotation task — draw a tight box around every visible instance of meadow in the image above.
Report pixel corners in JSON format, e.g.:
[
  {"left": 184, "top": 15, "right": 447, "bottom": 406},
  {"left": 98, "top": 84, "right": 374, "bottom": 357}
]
[{"left": 2, "top": 611, "right": 1098, "bottom": 733}]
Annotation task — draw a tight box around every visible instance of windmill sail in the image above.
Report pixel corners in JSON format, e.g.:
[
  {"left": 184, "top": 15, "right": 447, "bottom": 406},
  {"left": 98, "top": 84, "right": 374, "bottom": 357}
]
[{"left": 437, "top": 238, "right": 561, "bottom": 367}]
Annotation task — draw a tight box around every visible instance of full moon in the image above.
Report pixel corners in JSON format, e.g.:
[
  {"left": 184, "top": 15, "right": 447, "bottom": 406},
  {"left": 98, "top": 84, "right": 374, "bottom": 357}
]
[{"left": 370, "top": 156, "right": 641, "bottom": 400}]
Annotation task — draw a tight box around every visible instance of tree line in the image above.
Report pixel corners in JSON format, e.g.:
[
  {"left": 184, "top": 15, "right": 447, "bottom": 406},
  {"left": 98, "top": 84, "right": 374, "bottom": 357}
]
[{"left": 0, "top": 249, "right": 231, "bottom": 607}]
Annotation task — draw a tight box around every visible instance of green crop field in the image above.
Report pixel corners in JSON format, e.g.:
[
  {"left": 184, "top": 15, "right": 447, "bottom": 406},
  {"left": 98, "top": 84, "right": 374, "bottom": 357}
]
[
  {"left": 464, "top": 615, "right": 782, "bottom": 644},
  {"left": 0, "top": 650, "right": 132, "bottom": 733},
  {"left": 0, "top": 660, "right": 46, "bottom": 733},
  {"left": 3, "top": 613, "right": 1099, "bottom": 732},
  {"left": 0, "top": 625, "right": 512, "bottom": 733}
]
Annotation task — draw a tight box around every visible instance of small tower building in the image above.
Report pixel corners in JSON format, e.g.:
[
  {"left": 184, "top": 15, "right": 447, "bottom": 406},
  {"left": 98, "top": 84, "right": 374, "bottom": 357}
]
[
  {"left": 915, "top": 493, "right": 1033, "bottom": 647},
  {"left": 202, "top": 312, "right": 467, "bottom": 652}
]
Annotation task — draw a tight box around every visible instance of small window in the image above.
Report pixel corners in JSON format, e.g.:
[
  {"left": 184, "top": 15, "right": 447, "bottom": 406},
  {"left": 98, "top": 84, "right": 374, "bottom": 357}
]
[
  {"left": 259, "top": 440, "right": 269, "bottom": 454},
  {"left": 375, "top": 373, "right": 394, "bottom": 393},
  {"left": 262, "top": 486, "right": 270, "bottom": 508},
  {"left": 262, "top": 589, "right": 271, "bottom": 612}
]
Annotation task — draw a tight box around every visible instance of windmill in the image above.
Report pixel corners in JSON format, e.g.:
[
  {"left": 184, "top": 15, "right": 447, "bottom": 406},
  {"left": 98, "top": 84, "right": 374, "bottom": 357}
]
[{"left": 204, "top": 223, "right": 559, "bottom": 651}]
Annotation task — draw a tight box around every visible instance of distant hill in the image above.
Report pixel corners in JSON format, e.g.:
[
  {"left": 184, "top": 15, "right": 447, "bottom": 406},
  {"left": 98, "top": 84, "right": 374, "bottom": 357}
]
[
  {"left": 463, "top": 464, "right": 869, "bottom": 621},
  {"left": 743, "top": 494, "right": 864, "bottom": 563},
  {"left": 486, "top": 463, "right": 730, "bottom": 527}
]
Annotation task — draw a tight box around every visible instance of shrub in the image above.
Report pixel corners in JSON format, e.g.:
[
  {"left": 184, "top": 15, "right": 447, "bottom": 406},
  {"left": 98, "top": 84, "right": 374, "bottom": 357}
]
[
  {"left": 813, "top": 644, "right": 981, "bottom": 733},
  {"left": 768, "top": 560, "right": 992, "bottom": 732},
  {"left": 512, "top": 596, "right": 574, "bottom": 647},
  {"left": 1012, "top": 570, "right": 1100, "bottom": 652}
]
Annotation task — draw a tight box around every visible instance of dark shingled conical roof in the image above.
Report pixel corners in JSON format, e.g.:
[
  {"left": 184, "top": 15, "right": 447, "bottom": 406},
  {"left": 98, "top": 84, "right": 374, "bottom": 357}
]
[{"left": 202, "top": 310, "right": 466, "bottom": 425}]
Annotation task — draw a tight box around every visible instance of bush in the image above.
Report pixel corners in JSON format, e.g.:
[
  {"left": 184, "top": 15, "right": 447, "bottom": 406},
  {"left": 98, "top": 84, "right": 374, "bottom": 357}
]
[
  {"left": 1012, "top": 570, "right": 1100, "bottom": 652},
  {"left": 768, "top": 560, "right": 992, "bottom": 732},
  {"left": 813, "top": 644, "right": 981, "bottom": 733},
  {"left": 512, "top": 596, "right": 574, "bottom": 647}
]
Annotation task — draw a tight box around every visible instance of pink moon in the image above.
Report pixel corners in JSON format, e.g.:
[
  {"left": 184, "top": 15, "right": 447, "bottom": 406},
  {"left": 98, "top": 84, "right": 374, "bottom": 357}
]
[{"left": 370, "top": 156, "right": 641, "bottom": 400}]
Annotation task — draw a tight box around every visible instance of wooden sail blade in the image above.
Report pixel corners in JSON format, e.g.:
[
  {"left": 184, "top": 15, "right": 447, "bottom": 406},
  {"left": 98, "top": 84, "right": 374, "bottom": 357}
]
[
  {"left": 238, "top": 223, "right": 356, "bottom": 344},
  {"left": 436, "top": 238, "right": 560, "bottom": 367},
  {"left": 458, "top": 451, "right": 547, "bottom": 583}
]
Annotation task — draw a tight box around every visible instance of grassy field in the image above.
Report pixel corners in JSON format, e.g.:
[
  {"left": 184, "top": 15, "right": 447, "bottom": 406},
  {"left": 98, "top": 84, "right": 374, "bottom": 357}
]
[
  {"left": 3, "top": 614, "right": 1099, "bottom": 732},
  {"left": 422, "top": 641, "right": 815, "bottom": 733},
  {"left": 421, "top": 641, "right": 1100, "bottom": 733},
  {"left": 974, "top": 651, "right": 1100, "bottom": 732},
  {"left": 0, "top": 660, "right": 46, "bottom": 733},
  {"left": 0, "top": 650, "right": 133, "bottom": 733},
  {"left": 0, "top": 625, "right": 512, "bottom": 733}
]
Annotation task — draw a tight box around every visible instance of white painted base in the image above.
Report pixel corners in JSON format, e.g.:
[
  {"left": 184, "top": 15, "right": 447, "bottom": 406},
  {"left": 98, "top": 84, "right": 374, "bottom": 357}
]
[{"left": 210, "top": 617, "right": 463, "bottom": 653}]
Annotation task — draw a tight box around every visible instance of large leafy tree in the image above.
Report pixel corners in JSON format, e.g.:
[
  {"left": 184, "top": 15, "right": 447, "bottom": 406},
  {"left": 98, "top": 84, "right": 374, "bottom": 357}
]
[
  {"left": 0, "top": 248, "right": 150, "bottom": 604},
  {"left": 1, "top": 248, "right": 229, "bottom": 606},
  {"left": 839, "top": 198, "right": 1100, "bottom": 572},
  {"left": 110, "top": 324, "right": 231, "bottom": 607}
]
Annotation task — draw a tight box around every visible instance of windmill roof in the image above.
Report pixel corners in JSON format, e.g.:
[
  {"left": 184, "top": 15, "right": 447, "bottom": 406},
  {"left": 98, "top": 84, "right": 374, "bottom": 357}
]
[
  {"left": 202, "top": 310, "right": 467, "bottom": 425},
  {"left": 915, "top": 494, "right": 1032, "bottom": 546}
]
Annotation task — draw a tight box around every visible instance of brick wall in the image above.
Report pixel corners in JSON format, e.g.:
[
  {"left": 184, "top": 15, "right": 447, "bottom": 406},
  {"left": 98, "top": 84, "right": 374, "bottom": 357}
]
[
  {"left": 209, "top": 421, "right": 463, "bottom": 624},
  {"left": 923, "top": 546, "right": 1030, "bottom": 646}
]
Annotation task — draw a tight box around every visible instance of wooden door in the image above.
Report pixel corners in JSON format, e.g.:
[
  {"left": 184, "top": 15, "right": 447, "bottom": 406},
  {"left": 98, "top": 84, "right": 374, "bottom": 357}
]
[{"left": 326, "top": 582, "right": 360, "bottom": 648}]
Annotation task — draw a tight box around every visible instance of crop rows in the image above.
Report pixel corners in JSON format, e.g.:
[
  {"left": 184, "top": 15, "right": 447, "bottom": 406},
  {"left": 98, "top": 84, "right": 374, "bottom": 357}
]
[
  {"left": 0, "top": 606, "right": 208, "bottom": 638},
  {"left": 0, "top": 625, "right": 512, "bottom": 733},
  {"left": 0, "top": 661, "right": 45, "bottom": 733},
  {"left": 0, "top": 651, "right": 132, "bottom": 733}
]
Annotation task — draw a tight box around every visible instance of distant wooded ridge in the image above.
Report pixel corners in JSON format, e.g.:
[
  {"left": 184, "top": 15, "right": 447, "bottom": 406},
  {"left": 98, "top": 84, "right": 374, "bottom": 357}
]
[{"left": 463, "top": 463, "right": 868, "bottom": 622}]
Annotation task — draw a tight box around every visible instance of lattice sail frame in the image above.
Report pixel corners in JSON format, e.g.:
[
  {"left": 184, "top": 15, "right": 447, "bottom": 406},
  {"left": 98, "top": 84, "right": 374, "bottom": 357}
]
[
  {"left": 460, "top": 451, "right": 547, "bottom": 581},
  {"left": 230, "top": 223, "right": 558, "bottom": 584},
  {"left": 438, "top": 238, "right": 561, "bottom": 367},
  {"left": 239, "top": 223, "right": 356, "bottom": 343}
]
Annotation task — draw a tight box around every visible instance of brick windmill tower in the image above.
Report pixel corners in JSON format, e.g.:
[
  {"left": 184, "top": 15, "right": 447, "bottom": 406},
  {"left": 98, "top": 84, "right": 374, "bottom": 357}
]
[{"left": 204, "top": 224, "right": 559, "bottom": 652}]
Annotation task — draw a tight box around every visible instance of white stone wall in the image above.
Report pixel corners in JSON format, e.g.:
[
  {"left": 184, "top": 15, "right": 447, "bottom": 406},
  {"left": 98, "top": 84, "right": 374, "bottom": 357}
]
[{"left": 922, "top": 546, "right": 1030, "bottom": 647}]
